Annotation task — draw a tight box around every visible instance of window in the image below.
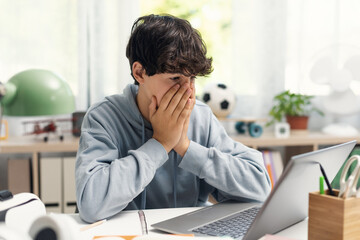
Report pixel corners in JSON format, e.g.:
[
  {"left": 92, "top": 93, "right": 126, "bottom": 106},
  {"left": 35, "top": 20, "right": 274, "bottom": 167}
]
[
  {"left": 3, "top": 1, "right": 359, "bottom": 121},
  {"left": 140, "top": 0, "right": 234, "bottom": 96},
  {"left": 0, "top": 0, "right": 79, "bottom": 99},
  {"left": 139, "top": 1, "right": 287, "bottom": 118},
  {"left": 141, "top": 1, "right": 360, "bottom": 98},
  {"left": 285, "top": 0, "right": 360, "bottom": 96}
]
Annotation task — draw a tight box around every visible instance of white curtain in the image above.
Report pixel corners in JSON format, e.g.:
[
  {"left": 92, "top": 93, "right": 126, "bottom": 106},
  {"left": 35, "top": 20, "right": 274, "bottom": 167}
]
[
  {"left": 0, "top": 0, "right": 78, "bottom": 86},
  {"left": 0, "top": 0, "right": 140, "bottom": 136},
  {"left": 285, "top": 0, "right": 360, "bottom": 130},
  {"left": 230, "top": 0, "right": 360, "bottom": 131},
  {"left": 230, "top": 0, "right": 286, "bottom": 119},
  {"left": 2, "top": 0, "right": 360, "bottom": 132},
  {"left": 77, "top": 0, "right": 140, "bottom": 110}
]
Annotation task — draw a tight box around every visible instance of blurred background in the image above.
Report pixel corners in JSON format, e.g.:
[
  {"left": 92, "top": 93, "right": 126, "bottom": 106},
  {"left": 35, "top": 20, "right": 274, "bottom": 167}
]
[
  {"left": 1, "top": 0, "right": 360, "bottom": 132},
  {"left": 1, "top": 0, "right": 360, "bottom": 214}
]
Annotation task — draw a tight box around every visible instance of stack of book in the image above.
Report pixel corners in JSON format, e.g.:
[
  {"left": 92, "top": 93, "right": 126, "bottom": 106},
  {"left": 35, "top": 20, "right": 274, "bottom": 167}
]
[{"left": 261, "top": 150, "right": 284, "bottom": 190}]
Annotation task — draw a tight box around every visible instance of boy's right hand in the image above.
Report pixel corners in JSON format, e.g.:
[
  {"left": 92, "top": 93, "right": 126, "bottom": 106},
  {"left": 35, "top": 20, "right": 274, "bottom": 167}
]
[{"left": 149, "top": 83, "right": 193, "bottom": 153}]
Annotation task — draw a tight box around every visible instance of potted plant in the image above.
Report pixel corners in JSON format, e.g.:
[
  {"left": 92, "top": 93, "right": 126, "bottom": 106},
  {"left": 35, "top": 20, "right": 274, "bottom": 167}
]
[{"left": 267, "top": 90, "right": 324, "bottom": 130}]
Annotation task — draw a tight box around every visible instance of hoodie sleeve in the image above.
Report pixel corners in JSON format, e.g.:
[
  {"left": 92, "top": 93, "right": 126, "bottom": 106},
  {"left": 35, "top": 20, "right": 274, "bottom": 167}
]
[
  {"left": 178, "top": 112, "right": 271, "bottom": 203},
  {"left": 75, "top": 111, "right": 168, "bottom": 223}
]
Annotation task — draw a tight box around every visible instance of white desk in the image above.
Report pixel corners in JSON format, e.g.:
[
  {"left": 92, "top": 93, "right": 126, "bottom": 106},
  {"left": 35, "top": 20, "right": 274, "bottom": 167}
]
[{"left": 70, "top": 207, "right": 308, "bottom": 240}]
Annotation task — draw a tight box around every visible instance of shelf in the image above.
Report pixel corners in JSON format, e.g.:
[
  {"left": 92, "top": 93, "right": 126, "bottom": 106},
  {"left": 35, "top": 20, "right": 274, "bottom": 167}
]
[
  {"left": 0, "top": 135, "right": 79, "bottom": 196},
  {"left": 0, "top": 135, "right": 79, "bottom": 153},
  {"left": 230, "top": 131, "right": 360, "bottom": 151}
]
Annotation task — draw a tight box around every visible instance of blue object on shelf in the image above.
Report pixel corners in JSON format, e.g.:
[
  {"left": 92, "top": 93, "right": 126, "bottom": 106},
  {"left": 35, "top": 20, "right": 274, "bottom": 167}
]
[
  {"left": 248, "top": 123, "right": 263, "bottom": 138},
  {"left": 235, "top": 121, "right": 263, "bottom": 138},
  {"left": 235, "top": 121, "right": 246, "bottom": 134}
]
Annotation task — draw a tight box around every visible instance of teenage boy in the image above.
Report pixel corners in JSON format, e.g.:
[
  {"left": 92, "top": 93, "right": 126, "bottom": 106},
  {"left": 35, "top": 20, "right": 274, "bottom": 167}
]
[{"left": 76, "top": 14, "right": 271, "bottom": 223}]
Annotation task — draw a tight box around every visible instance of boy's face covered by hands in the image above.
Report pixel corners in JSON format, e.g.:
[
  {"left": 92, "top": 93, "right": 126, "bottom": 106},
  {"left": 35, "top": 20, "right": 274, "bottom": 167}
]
[
  {"left": 144, "top": 73, "right": 196, "bottom": 109},
  {"left": 134, "top": 63, "right": 196, "bottom": 156},
  {"left": 147, "top": 73, "right": 196, "bottom": 157}
]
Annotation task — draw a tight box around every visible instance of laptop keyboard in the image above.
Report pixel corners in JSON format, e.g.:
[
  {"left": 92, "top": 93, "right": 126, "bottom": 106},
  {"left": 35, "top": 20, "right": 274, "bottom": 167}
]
[{"left": 191, "top": 206, "right": 261, "bottom": 240}]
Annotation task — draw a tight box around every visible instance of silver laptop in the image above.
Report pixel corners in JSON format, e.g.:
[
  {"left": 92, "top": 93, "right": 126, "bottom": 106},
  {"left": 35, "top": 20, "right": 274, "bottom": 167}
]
[{"left": 152, "top": 140, "right": 356, "bottom": 240}]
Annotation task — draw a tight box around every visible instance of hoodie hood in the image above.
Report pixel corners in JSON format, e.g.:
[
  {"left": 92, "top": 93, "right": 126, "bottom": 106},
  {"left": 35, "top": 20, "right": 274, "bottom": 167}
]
[
  {"left": 105, "top": 84, "right": 161, "bottom": 210},
  {"left": 105, "top": 84, "right": 152, "bottom": 131}
]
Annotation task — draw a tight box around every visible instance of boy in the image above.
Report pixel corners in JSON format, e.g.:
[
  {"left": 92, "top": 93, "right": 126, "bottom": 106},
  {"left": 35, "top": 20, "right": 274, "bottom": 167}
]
[{"left": 76, "top": 14, "right": 271, "bottom": 223}]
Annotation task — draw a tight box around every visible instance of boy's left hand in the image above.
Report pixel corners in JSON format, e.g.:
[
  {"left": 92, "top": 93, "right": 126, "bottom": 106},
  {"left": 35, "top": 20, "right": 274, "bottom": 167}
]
[{"left": 173, "top": 83, "right": 196, "bottom": 157}]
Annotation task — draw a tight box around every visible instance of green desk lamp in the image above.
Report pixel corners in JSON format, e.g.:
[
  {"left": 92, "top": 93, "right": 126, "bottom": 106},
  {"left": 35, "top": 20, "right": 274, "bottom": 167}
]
[{"left": 0, "top": 69, "right": 75, "bottom": 116}]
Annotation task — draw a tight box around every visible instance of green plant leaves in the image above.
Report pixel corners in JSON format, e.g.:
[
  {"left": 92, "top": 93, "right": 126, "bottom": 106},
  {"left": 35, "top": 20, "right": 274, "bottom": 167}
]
[{"left": 266, "top": 90, "right": 324, "bottom": 126}]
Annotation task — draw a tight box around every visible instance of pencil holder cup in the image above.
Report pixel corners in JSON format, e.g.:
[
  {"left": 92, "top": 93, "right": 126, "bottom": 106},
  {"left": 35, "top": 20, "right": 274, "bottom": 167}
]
[{"left": 308, "top": 190, "right": 360, "bottom": 240}]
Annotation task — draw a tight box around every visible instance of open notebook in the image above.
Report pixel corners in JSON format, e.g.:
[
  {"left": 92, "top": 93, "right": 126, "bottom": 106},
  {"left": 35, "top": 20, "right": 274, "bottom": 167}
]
[{"left": 152, "top": 140, "right": 356, "bottom": 240}]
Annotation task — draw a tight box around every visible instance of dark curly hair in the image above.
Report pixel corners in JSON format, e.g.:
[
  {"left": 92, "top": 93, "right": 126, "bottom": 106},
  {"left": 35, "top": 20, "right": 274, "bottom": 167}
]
[{"left": 126, "top": 14, "right": 213, "bottom": 84}]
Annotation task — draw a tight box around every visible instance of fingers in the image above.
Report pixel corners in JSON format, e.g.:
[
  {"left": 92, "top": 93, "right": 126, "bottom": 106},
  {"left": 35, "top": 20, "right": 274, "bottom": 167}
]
[
  {"left": 190, "top": 82, "right": 195, "bottom": 98},
  {"left": 168, "top": 86, "right": 192, "bottom": 114},
  {"left": 183, "top": 105, "right": 191, "bottom": 129},
  {"left": 182, "top": 84, "right": 194, "bottom": 130},
  {"left": 172, "top": 83, "right": 194, "bottom": 124},
  {"left": 150, "top": 82, "right": 194, "bottom": 154},
  {"left": 160, "top": 83, "right": 192, "bottom": 111},
  {"left": 190, "top": 84, "right": 196, "bottom": 110},
  {"left": 148, "top": 96, "right": 157, "bottom": 119},
  {"left": 173, "top": 83, "right": 196, "bottom": 117},
  {"left": 175, "top": 98, "right": 193, "bottom": 125},
  {"left": 155, "top": 82, "right": 193, "bottom": 125},
  {"left": 158, "top": 84, "right": 180, "bottom": 111}
]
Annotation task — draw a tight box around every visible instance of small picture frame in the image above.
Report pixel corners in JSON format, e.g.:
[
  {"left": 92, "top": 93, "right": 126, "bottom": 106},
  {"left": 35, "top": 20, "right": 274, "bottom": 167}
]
[
  {"left": 274, "top": 122, "right": 290, "bottom": 138},
  {"left": 0, "top": 119, "right": 8, "bottom": 140}
]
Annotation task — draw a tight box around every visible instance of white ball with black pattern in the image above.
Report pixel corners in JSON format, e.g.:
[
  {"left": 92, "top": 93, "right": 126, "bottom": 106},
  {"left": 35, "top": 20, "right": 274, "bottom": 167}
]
[{"left": 202, "top": 83, "right": 236, "bottom": 118}]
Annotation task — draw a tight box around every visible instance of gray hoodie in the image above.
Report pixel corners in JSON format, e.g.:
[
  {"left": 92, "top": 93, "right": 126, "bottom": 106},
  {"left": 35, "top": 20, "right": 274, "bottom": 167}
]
[{"left": 76, "top": 84, "right": 271, "bottom": 223}]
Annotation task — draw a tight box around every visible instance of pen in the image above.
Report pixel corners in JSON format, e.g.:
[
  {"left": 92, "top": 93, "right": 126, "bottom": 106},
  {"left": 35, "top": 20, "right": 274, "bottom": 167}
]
[
  {"left": 319, "top": 176, "right": 324, "bottom": 194},
  {"left": 319, "top": 163, "right": 335, "bottom": 196},
  {"left": 138, "top": 210, "right": 148, "bottom": 235},
  {"left": 80, "top": 219, "right": 107, "bottom": 231}
]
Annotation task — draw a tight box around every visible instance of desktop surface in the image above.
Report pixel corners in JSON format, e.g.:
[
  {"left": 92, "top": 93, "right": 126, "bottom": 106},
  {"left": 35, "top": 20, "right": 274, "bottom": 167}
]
[{"left": 69, "top": 207, "right": 307, "bottom": 240}]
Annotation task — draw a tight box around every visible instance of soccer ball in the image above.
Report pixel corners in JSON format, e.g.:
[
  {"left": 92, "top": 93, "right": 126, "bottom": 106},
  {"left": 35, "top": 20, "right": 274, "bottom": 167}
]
[{"left": 201, "top": 83, "right": 236, "bottom": 118}]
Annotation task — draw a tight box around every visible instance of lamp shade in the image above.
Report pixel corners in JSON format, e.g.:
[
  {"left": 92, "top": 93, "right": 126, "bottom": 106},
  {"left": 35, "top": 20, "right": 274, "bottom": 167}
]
[{"left": 1, "top": 69, "right": 75, "bottom": 116}]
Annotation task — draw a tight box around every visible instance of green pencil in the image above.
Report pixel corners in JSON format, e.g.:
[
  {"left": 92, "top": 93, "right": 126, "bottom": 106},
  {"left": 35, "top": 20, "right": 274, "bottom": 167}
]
[{"left": 319, "top": 176, "right": 325, "bottom": 194}]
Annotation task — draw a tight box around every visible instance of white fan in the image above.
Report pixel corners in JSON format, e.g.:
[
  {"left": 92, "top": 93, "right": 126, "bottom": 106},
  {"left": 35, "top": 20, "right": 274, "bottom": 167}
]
[{"left": 309, "top": 46, "right": 360, "bottom": 136}]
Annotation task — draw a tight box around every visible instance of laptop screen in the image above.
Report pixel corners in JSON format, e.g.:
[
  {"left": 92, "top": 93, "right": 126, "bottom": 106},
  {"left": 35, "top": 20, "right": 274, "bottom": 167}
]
[
  {"left": 152, "top": 141, "right": 356, "bottom": 240},
  {"left": 244, "top": 140, "right": 356, "bottom": 239}
]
